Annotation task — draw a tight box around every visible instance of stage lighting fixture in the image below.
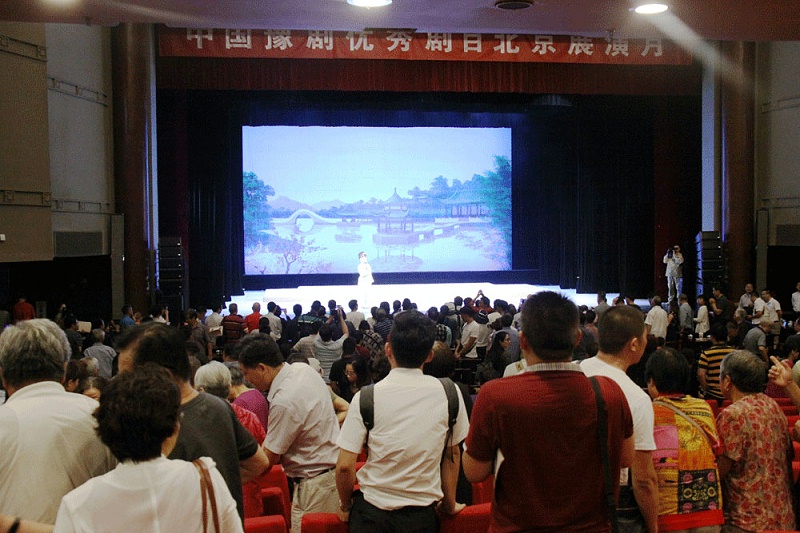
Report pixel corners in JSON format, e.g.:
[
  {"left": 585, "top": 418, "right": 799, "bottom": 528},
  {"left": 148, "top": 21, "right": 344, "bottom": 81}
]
[
  {"left": 347, "top": 0, "right": 392, "bottom": 7},
  {"left": 631, "top": 2, "right": 669, "bottom": 14}
]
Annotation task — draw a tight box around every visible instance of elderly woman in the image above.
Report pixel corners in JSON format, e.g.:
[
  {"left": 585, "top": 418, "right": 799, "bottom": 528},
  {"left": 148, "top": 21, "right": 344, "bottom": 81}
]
[
  {"left": 715, "top": 350, "right": 794, "bottom": 533},
  {"left": 645, "top": 348, "right": 723, "bottom": 533},
  {"left": 194, "top": 361, "right": 266, "bottom": 520},
  {"left": 53, "top": 365, "right": 243, "bottom": 533}
]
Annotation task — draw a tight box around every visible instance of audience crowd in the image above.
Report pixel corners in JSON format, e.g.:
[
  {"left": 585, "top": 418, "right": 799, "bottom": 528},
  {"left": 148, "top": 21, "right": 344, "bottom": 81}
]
[{"left": 1, "top": 282, "right": 800, "bottom": 533}]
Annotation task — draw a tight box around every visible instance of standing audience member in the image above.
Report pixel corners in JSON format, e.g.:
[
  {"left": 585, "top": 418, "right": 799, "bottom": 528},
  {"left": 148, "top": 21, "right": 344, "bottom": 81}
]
[
  {"left": 222, "top": 303, "right": 248, "bottom": 345},
  {"left": 716, "top": 350, "right": 795, "bottom": 532},
  {"left": 645, "top": 348, "right": 724, "bottom": 532},
  {"left": 116, "top": 322, "right": 269, "bottom": 521},
  {"left": 697, "top": 324, "right": 735, "bottom": 403},
  {"left": 0, "top": 319, "right": 115, "bottom": 523},
  {"left": 645, "top": 295, "right": 669, "bottom": 340},
  {"left": 238, "top": 333, "right": 340, "bottom": 533},
  {"left": 695, "top": 295, "right": 710, "bottom": 337},
  {"left": 455, "top": 306, "right": 479, "bottom": 359},
  {"left": 11, "top": 294, "right": 36, "bottom": 323},
  {"left": 186, "top": 308, "right": 213, "bottom": 364},
  {"left": 464, "top": 292, "right": 634, "bottom": 531},
  {"left": 228, "top": 364, "right": 269, "bottom": 430},
  {"left": 582, "top": 305, "right": 659, "bottom": 533},
  {"left": 314, "top": 308, "right": 350, "bottom": 381},
  {"left": 737, "top": 283, "right": 756, "bottom": 315},
  {"left": 245, "top": 302, "right": 263, "bottom": 334},
  {"left": 83, "top": 328, "right": 116, "bottom": 378},
  {"left": 53, "top": 365, "right": 243, "bottom": 533},
  {"left": 678, "top": 294, "right": 694, "bottom": 333},
  {"left": 336, "top": 311, "right": 468, "bottom": 529}
]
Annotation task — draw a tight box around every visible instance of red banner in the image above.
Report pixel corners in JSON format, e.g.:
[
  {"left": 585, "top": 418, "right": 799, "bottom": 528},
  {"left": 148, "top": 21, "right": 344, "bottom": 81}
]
[{"left": 158, "top": 27, "right": 692, "bottom": 66}]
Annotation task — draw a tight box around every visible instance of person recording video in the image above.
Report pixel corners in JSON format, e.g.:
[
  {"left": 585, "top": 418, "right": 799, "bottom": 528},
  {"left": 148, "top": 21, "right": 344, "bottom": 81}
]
[{"left": 663, "top": 245, "right": 684, "bottom": 303}]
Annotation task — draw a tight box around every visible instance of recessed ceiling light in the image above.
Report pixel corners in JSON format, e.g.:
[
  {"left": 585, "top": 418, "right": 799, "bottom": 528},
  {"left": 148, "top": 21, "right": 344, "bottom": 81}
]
[
  {"left": 495, "top": 0, "right": 534, "bottom": 9},
  {"left": 347, "top": 0, "right": 392, "bottom": 7},
  {"left": 632, "top": 3, "right": 669, "bottom": 14}
]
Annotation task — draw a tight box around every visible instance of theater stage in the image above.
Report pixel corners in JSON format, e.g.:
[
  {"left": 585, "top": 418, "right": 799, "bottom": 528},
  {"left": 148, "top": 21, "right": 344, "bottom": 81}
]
[{"left": 225, "top": 283, "right": 643, "bottom": 317}]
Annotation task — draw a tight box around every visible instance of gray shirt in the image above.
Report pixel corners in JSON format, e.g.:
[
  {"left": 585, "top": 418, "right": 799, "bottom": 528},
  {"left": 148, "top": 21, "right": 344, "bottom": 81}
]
[{"left": 84, "top": 343, "right": 116, "bottom": 378}]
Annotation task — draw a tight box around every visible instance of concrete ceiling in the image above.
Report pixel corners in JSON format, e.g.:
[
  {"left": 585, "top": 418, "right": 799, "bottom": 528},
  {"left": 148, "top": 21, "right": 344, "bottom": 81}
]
[{"left": 1, "top": 0, "right": 799, "bottom": 41}]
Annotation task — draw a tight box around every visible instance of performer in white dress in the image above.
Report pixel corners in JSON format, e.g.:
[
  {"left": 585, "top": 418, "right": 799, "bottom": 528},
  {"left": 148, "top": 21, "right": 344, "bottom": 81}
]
[{"left": 357, "top": 251, "right": 374, "bottom": 310}]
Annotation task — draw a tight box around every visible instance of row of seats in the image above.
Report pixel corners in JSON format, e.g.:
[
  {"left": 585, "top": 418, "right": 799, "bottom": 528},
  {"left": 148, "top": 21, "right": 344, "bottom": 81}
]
[{"left": 241, "top": 463, "right": 495, "bottom": 533}]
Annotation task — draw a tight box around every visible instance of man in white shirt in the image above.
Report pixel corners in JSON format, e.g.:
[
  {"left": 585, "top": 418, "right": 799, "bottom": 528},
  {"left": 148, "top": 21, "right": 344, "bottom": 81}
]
[
  {"left": 0, "top": 319, "right": 115, "bottom": 523},
  {"left": 792, "top": 282, "right": 800, "bottom": 315},
  {"left": 345, "top": 299, "right": 366, "bottom": 329},
  {"left": 455, "top": 306, "right": 480, "bottom": 358},
  {"left": 335, "top": 311, "right": 468, "bottom": 529},
  {"left": 761, "top": 289, "right": 783, "bottom": 334},
  {"left": 737, "top": 283, "right": 757, "bottom": 313},
  {"left": 644, "top": 295, "right": 669, "bottom": 339},
  {"left": 239, "top": 334, "right": 340, "bottom": 532},
  {"left": 581, "top": 306, "right": 659, "bottom": 533}
]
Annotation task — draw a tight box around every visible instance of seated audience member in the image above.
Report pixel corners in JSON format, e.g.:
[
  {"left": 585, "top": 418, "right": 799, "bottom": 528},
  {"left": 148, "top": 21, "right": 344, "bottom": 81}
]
[
  {"left": 293, "top": 320, "right": 320, "bottom": 360},
  {"left": 645, "top": 348, "right": 724, "bottom": 532},
  {"left": 0, "top": 319, "right": 115, "bottom": 523},
  {"left": 424, "top": 341, "right": 474, "bottom": 418},
  {"left": 238, "top": 333, "right": 340, "bottom": 532},
  {"left": 464, "top": 292, "right": 634, "bottom": 531},
  {"left": 358, "top": 320, "right": 384, "bottom": 361},
  {"left": 63, "top": 315, "right": 84, "bottom": 357},
  {"left": 338, "top": 356, "right": 371, "bottom": 403},
  {"left": 53, "top": 365, "right": 242, "bottom": 533},
  {"left": 372, "top": 307, "right": 393, "bottom": 342},
  {"left": 477, "top": 330, "right": 509, "bottom": 383},
  {"left": 83, "top": 328, "right": 116, "bottom": 378},
  {"left": 228, "top": 364, "right": 269, "bottom": 430},
  {"left": 80, "top": 375, "right": 108, "bottom": 401},
  {"left": 116, "top": 323, "right": 269, "bottom": 521},
  {"left": 335, "top": 311, "right": 469, "bottom": 529},
  {"left": 716, "top": 350, "right": 795, "bottom": 532}
]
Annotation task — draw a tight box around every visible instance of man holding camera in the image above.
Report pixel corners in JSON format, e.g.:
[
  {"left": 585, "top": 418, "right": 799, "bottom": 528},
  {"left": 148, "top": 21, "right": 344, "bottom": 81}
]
[{"left": 663, "top": 245, "right": 684, "bottom": 303}]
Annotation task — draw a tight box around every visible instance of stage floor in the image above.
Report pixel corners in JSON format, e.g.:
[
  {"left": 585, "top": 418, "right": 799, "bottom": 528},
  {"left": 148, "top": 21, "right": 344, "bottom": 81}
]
[{"left": 226, "top": 283, "right": 642, "bottom": 316}]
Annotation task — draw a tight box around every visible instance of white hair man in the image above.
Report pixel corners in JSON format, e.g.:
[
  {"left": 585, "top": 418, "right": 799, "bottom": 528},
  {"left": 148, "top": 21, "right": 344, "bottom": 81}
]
[{"left": 0, "top": 319, "right": 115, "bottom": 523}]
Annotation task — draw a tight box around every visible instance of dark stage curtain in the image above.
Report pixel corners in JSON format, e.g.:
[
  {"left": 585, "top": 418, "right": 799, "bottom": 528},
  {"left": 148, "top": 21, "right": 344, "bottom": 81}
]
[{"left": 156, "top": 90, "right": 699, "bottom": 306}]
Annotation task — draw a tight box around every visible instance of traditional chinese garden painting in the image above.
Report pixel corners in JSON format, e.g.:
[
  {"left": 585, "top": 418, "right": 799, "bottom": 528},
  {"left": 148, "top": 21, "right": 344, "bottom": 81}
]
[{"left": 242, "top": 126, "right": 512, "bottom": 276}]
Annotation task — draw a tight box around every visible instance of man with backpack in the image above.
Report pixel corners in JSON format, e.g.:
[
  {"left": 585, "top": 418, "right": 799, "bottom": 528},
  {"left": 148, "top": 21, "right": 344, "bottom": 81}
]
[{"left": 335, "top": 311, "right": 469, "bottom": 530}]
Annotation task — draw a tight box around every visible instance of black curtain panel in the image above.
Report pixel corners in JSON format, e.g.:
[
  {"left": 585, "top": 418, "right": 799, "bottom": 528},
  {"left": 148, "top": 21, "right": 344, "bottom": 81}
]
[{"left": 157, "top": 90, "right": 697, "bottom": 306}]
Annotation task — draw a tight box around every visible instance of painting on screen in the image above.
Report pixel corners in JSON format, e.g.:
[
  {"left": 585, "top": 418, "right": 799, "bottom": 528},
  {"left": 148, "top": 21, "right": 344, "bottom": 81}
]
[{"left": 242, "top": 126, "right": 512, "bottom": 276}]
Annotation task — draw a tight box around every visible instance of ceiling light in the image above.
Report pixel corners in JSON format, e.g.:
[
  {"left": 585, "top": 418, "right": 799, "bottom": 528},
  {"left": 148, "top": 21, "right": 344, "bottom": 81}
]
[
  {"left": 347, "top": 0, "right": 392, "bottom": 7},
  {"left": 495, "top": 0, "right": 534, "bottom": 9},
  {"left": 631, "top": 2, "right": 669, "bottom": 14}
]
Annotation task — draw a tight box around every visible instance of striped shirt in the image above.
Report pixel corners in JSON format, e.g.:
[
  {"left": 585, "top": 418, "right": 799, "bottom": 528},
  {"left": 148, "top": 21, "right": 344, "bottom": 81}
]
[{"left": 698, "top": 344, "right": 734, "bottom": 400}]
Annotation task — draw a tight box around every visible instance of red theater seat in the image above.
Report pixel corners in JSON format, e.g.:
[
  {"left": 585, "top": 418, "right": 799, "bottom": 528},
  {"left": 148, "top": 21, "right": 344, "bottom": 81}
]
[
  {"left": 301, "top": 513, "right": 349, "bottom": 533},
  {"left": 471, "top": 475, "right": 494, "bottom": 504},
  {"left": 439, "top": 503, "right": 492, "bottom": 533},
  {"left": 244, "top": 515, "right": 287, "bottom": 533}
]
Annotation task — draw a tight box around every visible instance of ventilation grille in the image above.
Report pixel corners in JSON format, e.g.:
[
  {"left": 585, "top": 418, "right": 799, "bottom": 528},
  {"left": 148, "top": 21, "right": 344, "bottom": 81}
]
[
  {"left": 54, "top": 231, "right": 104, "bottom": 257},
  {"left": 776, "top": 224, "right": 800, "bottom": 246}
]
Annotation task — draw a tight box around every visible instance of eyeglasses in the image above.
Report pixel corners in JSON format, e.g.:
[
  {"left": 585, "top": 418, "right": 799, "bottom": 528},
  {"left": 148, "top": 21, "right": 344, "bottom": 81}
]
[{"left": 345, "top": 371, "right": 357, "bottom": 376}]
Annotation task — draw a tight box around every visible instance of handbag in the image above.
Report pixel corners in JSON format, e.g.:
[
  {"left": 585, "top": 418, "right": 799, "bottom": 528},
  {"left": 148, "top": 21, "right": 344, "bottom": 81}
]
[
  {"left": 193, "top": 459, "right": 221, "bottom": 533},
  {"left": 652, "top": 399, "right": 723, "bottom": 456}
]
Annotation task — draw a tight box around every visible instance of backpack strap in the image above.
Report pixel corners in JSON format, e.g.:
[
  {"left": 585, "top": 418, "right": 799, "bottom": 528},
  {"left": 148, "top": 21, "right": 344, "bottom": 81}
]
[
  {"left": 359, "top": 383, "right": 376, "bottom": 453},
  {"left": 438, "top": 377, "right": 460, "bottom": 462}
]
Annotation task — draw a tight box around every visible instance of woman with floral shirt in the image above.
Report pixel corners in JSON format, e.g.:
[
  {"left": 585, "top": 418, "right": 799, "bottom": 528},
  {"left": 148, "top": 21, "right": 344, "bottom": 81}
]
[{"left": 716, "top": 350, "right": 795, "bottom": 532}]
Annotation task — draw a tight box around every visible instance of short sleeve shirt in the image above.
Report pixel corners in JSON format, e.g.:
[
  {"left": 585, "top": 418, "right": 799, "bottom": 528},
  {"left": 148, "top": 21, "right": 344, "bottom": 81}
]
[{"left": 716, "top": 394, "right": 795, "bottom": 531}]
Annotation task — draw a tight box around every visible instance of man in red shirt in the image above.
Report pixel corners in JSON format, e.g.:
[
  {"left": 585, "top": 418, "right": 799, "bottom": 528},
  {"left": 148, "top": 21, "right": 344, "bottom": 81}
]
[
  {"left": 244, "top": 302, "right": 263, "bottom": 334},
  {"left": 463, "top": 291, "right": 634, "bottom": 532},
  {"left": 11, "top": 295, "right": 35, "bottom": 323},
  {"left": 222, "top": 303, "right": 248, "bottom": 345}
]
